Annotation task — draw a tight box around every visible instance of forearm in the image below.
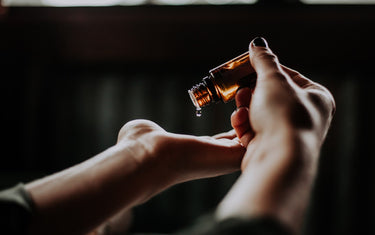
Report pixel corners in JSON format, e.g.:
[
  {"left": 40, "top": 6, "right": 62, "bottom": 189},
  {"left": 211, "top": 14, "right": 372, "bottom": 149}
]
[
  {"left": 24, "top": 119, "right": 245, "bottom": 234},
  {"left": 216, "top": 129, "right": 320, "bottom": 234},
  {"left": 25, "top": 141, "right": 163, "bottom": 235}
]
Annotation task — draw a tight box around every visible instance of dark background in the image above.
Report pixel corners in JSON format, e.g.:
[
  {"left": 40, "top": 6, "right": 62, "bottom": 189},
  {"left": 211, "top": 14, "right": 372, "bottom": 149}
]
[{"left": 1, "top": 1, "right": 374, "bottom": 234}]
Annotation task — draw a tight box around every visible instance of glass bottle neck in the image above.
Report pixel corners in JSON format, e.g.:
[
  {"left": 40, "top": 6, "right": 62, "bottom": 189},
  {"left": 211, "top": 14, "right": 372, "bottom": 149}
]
[{"left": 188, "top": 76, "right": 219, "bottom": 108}]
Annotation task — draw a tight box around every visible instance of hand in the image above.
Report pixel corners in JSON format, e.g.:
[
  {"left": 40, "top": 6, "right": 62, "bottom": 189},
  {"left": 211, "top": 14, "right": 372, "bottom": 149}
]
[
  {"left": 117, "top": 119, "right": 245, "bottom": 190},
  {"left": 231, "top": 38, "right": 335, "bottom": 170},
  {"left": 217, "top": 37, "right": 335, "bottom": 233},
  {"left": 26, "top": 120, "right": 245, "bottom": 235}
]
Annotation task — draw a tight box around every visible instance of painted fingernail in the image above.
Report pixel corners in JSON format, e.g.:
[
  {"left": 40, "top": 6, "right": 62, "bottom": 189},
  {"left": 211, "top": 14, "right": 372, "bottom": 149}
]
[{"left": 253, "top": 37, "right": 267, "bottom": 47}]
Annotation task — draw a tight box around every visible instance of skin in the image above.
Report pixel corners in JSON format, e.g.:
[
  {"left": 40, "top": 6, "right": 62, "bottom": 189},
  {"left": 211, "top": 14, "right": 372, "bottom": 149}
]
[
  {"left": 216, "top": 38, "right": 335, "bottom": 234},
  {"left": 26, "top": 121, "right": 245, "bottom": 235},
  {"left": 25, "top": 37, "right": 335, "bottom": 235}
]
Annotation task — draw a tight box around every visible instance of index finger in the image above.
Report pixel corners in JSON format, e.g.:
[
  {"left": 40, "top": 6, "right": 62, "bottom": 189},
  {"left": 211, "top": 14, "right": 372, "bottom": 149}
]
[{"left": 235, "top": 87, "right": 252, "bottom": 108}]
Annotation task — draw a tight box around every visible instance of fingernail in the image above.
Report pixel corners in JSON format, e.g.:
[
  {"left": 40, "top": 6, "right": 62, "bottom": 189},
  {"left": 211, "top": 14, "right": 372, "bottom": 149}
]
[{"left": 252, "top": 37, "right": 268, "bottom": 47}]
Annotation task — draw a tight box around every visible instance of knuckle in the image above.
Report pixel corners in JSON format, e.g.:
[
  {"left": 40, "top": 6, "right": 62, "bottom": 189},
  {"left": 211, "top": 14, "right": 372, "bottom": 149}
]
[
  {"left": 291, "top": 74, "right": 312, "bottom": 88},
  {"left": 330, "top": 96, "right": 336, "bottom": 116},
  {"left": 268, "top": 70, "right": 287, "bottom": 82},
  {"left": 307, "top": 89, "right": 336, "bottom": 119},
  {"left": 255, "top": 50, "right": 279, "bottom": 65},
  {"left": 259, "top": 70, "right": 289, "bottom": 87}
]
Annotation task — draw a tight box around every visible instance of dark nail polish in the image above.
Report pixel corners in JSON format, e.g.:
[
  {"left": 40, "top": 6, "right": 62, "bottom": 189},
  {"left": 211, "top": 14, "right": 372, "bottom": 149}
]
[{"left": 253, "top": 37, "right": 267, "bottom": 47}]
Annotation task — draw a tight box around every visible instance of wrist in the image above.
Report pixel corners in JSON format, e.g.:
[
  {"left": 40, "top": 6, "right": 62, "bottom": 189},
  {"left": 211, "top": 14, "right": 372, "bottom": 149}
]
[
  {"left": 256, "top": 124, "right": 321, "bottom": 162},
  {"left": 218, "top": 128, "right": 319, "bottom": 234},
  {"left": 115, "top": 133, "right": 177, "bottom": 203}
]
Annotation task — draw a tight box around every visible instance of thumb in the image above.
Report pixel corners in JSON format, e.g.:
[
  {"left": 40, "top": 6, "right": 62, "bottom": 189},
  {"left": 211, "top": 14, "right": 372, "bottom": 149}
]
[
  {"left": 248, "top": 37, "right": 294, "bottom": 101},
  {"left": 247, "top": 37, "right": 298, "bottom": 132},
  {"left": 249, "top": 37, "right": 283, "bottom": 80}
]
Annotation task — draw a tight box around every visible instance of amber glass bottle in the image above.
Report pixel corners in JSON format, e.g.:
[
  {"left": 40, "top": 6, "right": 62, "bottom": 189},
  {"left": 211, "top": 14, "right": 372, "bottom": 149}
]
[{"left": 188, "top": 52, "right": 257, "bottom": 109}]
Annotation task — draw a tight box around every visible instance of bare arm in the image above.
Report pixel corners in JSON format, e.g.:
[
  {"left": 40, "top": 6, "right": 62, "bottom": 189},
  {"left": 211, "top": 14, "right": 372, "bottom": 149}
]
[{"left": 26, "top": 121, "right": 245, "bottom": 235}]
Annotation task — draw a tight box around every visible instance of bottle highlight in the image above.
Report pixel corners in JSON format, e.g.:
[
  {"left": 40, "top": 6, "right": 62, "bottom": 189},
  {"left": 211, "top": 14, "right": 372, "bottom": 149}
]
[{"left": 188, "top": 51, "right": 257, "bottom": 110}]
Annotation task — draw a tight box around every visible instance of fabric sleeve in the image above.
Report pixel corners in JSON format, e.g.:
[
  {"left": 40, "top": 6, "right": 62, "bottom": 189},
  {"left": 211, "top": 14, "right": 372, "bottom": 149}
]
[
  {"left": 0, "top": 183, "right": 34, "bottom": 235},
  {"left": 176, "top": 213, "right": 292, "bottom": 235}
]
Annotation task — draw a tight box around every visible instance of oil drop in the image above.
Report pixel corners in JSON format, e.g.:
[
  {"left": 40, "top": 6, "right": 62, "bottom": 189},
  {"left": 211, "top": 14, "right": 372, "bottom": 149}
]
[{"left": 195, "top": 107, "right": 202, "bottom": 117}]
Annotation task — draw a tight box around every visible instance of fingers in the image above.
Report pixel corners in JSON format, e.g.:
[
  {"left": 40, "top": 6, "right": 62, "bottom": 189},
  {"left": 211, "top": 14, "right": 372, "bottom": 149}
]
[
  {"left": 248, "top": 38, "right": 298, "bottom": 108},
  {"left": 213, "top": 129, "right": 237, "bottom": 139},
  {"left": 249, "top": 37, "right": 283, "bottom": 82},
  {"left": 235, "top": 87, "right": 252, "bottom": 108},
  {"left": 231, "top": 108, "right": 254, "bottom": 146},
  {"left": 172, "top": 135, "right": 245, "bottom": 183},
  {"left": 231, "top": 87, "right": 254, "bottom": 146},
  {"left": 249, "top": 39, "right": 313, "bottom": 91},
  {"left": 249, "top": 37, "right": 335, "bottom": 137}
]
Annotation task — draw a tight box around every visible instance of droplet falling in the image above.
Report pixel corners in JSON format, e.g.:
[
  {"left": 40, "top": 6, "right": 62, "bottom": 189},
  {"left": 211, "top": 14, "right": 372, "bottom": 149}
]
[{"left": 195, "top": 107, "right": 202, "bottom": 117}]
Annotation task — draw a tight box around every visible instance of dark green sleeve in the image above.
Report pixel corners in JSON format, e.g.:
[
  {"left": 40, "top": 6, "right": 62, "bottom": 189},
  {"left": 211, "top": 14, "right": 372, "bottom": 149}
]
[
  {"left": 0, "top": 183, "right": 34, "bottom": 235},
  {"left": 176, "top": 213, "right": 292, "bottom": 235}
]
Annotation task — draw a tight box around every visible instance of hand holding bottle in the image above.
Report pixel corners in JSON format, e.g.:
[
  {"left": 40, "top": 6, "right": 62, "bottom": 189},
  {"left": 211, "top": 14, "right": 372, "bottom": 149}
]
[
  {"left": 231, "top": 37, "right": 335, "bottom": 169},
  {"left": 217, "top": 37, "right": 335, "bottom": 234}
]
